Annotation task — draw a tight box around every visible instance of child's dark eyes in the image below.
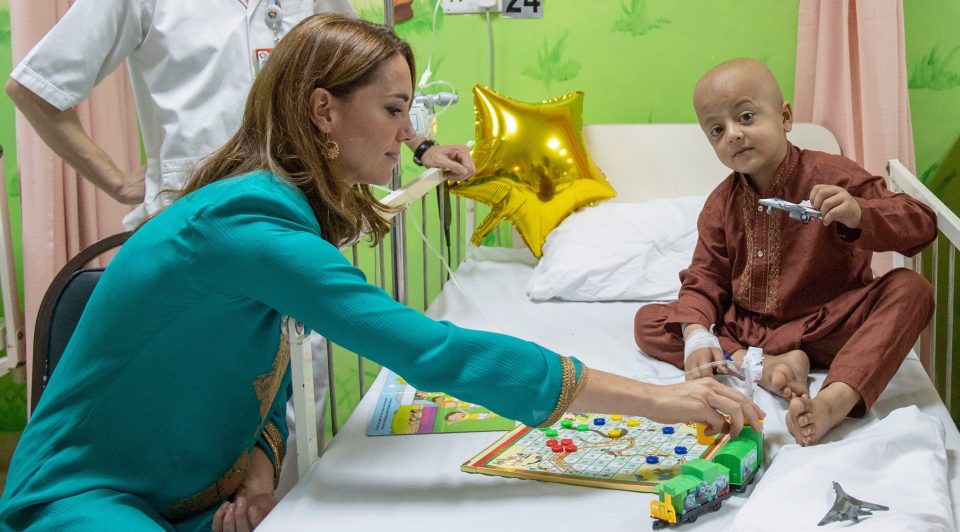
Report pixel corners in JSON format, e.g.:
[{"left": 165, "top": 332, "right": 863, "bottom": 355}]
[
  {"left": 710, "top": 125, "right": 724, "bottom": 137},
  {"left": 739, "top": 112, "right": 754, "bottom": 123}
]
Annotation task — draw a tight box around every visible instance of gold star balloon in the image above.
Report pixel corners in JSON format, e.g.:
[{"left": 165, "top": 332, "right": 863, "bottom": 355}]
[{"left": 448, "top": 85, "right": 616, "bottom": 258}]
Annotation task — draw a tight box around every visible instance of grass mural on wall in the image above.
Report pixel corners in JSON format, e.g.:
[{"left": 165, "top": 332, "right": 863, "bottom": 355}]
[
  {"left": 909, "top": 44, "right": 960, "bottom": 91},
  {"left": 613, "top": 0, "right": 670, "bottom": 36},
  {"left": 521, "top": 32, "right": 581, "bottom": 88}
]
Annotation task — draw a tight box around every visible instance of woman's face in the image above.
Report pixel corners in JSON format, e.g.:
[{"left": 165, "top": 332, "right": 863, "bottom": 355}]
[{"left": 321, "top": 55, "right": 416, "bottom": 186}]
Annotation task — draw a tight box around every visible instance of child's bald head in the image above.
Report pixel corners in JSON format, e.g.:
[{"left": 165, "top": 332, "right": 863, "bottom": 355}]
[
  {"left": 694, "top": 58, "right": 785, "bottom": 118},
  {"left": 692, "top": 58, "right": 793, "bottom": 188}
]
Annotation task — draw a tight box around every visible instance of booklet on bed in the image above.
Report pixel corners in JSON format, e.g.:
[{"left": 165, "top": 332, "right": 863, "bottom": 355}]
[{"left": 367, "top": 370, "right": 517, "bottom": 436}]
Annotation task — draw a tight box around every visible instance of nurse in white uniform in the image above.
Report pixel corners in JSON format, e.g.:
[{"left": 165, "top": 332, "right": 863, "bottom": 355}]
[{"left": 6, "top": 0, "right": 473, "bottom": 229}]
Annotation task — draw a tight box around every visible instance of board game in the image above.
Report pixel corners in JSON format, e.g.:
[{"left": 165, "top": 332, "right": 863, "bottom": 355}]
[
  {"left": 367, "top": 370, "right": 517, "bottom": 435},
  {"left": 461, "top": 413, "right": 731, "bottom": 492}
]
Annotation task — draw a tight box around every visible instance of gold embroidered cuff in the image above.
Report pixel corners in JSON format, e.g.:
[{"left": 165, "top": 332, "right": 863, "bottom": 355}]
[
  {"left": 573, "top": 364, "right": 590, "bottom": 398},
  {"left": 538, "top": 356, "right": 578, "bottom": 428},
  {"left": 261, "top": 422, "right": 285, "bottom": 490}
]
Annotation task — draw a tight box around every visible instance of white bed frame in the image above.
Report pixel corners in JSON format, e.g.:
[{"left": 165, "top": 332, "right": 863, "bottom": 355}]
[{"left": 276, "top": 123, "right": 959, "bottom": 530}]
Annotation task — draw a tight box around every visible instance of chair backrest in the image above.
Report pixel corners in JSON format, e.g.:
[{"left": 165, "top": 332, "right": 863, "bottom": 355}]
[{"left": 31, "top": 232, "right": 132, "bottom": 412}]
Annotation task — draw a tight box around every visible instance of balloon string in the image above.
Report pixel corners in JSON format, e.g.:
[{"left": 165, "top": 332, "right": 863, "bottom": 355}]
[
  {"left": 370, "top": 184, "right": 506, "bottom": 332},
  {"left": 406, "top": 207, "right": 507, "bottom": 333}
]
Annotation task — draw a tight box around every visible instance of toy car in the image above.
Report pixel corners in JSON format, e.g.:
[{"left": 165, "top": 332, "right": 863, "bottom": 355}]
[
  {"left": 650, "top": 425, "right": 763, "bottom": 529},
  {"left": 758, "top": 197, "right": 822, "bottom": 224}
]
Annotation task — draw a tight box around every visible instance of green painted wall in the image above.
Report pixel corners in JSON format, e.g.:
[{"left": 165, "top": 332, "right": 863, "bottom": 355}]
[
  {"left": 382, "top": 0, "right": 798, "bottom": 150},
  {"left": 903, "top": 0, "right": 960, "bottom": 420},
  {"left": 905, "top": 0, "right": 960, "bottom": 210}
]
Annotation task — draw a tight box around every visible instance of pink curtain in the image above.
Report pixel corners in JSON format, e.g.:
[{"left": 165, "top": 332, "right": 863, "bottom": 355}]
[
  {"left": 794, "top": 0, "right": 914, "bottom": 274},
  {"left": 10, "top": 0, "right": 138, "bottom": 412}
]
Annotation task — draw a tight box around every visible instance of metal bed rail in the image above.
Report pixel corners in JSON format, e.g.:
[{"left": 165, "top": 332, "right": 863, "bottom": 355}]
[{"left": 888, "top": 159, "right": 960, "bottom": 421}]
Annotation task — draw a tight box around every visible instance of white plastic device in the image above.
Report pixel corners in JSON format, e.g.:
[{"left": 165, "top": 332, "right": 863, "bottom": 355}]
[
  {"left": 379, "top": 168, "right": 444, "bottom": 219},
  {"left": 408, "top": 105, "right": 434, "bottom": 139}
]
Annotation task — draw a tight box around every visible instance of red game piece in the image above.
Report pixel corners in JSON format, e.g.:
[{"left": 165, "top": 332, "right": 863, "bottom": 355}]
[
  {"left": 560, "top": 438, "right": 573, "bottom": 446},
  {"left": 546, "top": 439, "right": 558, "bottom": 446},
  {"left": 564, "top": 444, "right": 578, "bottom": 452}
]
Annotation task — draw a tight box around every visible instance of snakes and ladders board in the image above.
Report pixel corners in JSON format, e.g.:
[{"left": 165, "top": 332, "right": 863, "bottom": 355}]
[{"left": 461, "top": 413, "right": 730, "bottom": 492}]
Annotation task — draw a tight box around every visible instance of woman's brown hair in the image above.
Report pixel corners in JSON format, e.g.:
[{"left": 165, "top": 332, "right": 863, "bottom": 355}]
[{"left": 180, "top": 14, "right": 415, "bottom": 246}]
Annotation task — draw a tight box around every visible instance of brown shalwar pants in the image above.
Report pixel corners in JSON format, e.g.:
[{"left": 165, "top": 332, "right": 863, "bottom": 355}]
[{"left": 634, "top": 268, "right": 934, "bottom": 417}]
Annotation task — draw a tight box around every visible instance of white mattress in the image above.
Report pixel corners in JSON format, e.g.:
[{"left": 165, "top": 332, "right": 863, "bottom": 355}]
[{"left": 261, "top": 249, "right": 960, "bottom": 531}]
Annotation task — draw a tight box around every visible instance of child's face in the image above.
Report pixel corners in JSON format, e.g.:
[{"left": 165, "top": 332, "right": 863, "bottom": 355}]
[{"left": 694, "top": 65, "right": 793, "bottom": 187}]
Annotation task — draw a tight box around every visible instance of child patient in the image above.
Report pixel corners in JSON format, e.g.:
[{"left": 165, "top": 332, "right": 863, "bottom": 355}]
[{"left": 634, "top": 58, "right": 937, "bottom": 446}]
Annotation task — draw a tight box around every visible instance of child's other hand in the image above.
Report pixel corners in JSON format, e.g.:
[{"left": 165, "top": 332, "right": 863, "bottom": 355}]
[
  {"left": 810, "top": 184, "right": 862, "bottom": 228},
  {"left": 685, "top": 346, "right": 726, "bottom": 380}
]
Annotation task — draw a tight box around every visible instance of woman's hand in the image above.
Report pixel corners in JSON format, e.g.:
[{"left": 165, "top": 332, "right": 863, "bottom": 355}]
[
  {"left": 650, "top": 378, "right": 765, "bottom": 438},
  {"left": 810, "top": 184, "right": 861, "bottom": 228},
  {"left": 212, "top": 447, "right": 278, "bottom": 532},
  {"left": 568, "top": 369, "right": 765, "bottom": 440},
  {"left": 420, "top": 144, "right": 476, "bottom": 181}
]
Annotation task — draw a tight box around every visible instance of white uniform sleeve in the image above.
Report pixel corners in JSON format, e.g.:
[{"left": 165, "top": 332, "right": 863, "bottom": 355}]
[{"left": 10, "top": 0, "right": 148, "bottom": 111}]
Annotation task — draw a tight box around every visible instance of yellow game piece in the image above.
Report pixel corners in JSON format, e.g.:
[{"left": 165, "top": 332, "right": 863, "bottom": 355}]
[
  {"left": 609, "top": 429, "right": 622, "bottom": 438},
  {"left": 611, "top": 415, "right": 623, "bottom": 421},
  {"left": 627, "top": 419, "right": 639, "bottom": 427},
  {"left": 695, "top": 423, "right": 716, "bottom": 445}
]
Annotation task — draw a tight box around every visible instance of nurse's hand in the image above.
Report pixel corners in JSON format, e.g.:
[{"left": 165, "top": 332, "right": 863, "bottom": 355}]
[
  {"left": 109, "top": 166, "right": 146, "bottom": 205},
  {"left": 420, "top": 143, "right": 476, "bottom": 181}
]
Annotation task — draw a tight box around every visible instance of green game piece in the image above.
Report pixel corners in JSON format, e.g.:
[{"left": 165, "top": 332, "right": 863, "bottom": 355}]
[
  {"left": 546, "top": 429, "right": 559, "bottom": 437},
  {"left": 561, "top": 419, "right": 573, "bottom": 428},
  {"left": 538, "top": 427, "right": 549, "bottom": 432},
  {"left": 577, "top": 424, "right": 588, "bottom": 431}
]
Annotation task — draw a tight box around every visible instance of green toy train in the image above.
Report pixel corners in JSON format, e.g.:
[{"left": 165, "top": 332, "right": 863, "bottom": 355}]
[{"left": 650, "top": 425, "right": 763, "bottom": 529}]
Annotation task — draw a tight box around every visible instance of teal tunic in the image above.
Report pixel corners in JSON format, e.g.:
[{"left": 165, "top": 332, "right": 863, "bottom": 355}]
[{"left": 0, "top": 172, "right": 576, "bottom": 530}]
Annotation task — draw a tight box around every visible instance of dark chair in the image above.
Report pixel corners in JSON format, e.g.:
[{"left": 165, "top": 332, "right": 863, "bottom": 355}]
[{"left": 31, "top": 232, "right": 132, "bottom": 412}]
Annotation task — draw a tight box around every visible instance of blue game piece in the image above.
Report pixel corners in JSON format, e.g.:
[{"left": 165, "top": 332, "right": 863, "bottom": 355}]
[
  {"left": 674, "top": 446, "right": 687, "bottom": 455},
  {"left": 662, "top": 426, "right": 675, "bottom": 435},
  {"left": 593, "top": 418, "right": 606, "bottom": 426},
  {"left": 646, "top": 455, "right": 660, "bottom": 464}
]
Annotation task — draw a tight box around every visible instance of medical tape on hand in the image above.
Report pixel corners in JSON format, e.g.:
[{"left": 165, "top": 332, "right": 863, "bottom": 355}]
[
  {"left": 683, "top": 328, "right": 721, "bottom": 359},
  {"left": 742, "top": 346, "right": 763, "bottom": 396}
]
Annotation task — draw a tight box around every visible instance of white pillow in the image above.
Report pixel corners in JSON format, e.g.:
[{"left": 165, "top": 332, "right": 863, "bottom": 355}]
[{"left": 526, "top": 195, "right": 706, "bottom": 302}]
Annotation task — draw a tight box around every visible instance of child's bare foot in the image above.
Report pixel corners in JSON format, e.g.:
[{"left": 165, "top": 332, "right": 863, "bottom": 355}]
[
  {"left": 785, "top": 383, "right": 861, "bottom": 446},
  {"left": 786, "top": 395, "right": 833, "bottom": 446},
  {"left": 761, "top": 349, "right": 810, "bottom": 399}
]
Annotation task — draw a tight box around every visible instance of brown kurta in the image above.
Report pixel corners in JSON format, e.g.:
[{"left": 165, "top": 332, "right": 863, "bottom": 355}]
[{"left": 635, "top": 145, "right": 937, "bottom": 415}]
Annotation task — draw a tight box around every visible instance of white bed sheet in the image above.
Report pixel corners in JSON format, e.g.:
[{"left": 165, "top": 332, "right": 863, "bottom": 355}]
[{"left": 261, "top": 249, "right": 960, "bottom": 531}]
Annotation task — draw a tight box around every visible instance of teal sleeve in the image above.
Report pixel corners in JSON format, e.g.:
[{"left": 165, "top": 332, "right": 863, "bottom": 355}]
[
  {"left": 184, "top": 180, "right": 569, "bottom": 427},
  {"left": 255, "top": 374, "right": 291, "bottom": 484}
]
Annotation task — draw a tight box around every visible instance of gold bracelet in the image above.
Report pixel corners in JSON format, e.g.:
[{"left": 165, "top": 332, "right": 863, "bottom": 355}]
[{"left": 538, "top": 356, "right": 577, "bottom": 428}]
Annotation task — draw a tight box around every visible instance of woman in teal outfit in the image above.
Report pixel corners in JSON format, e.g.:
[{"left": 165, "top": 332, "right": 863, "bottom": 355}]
[{"left": 0, "top": 15, "right": 763, "bottom": 531}]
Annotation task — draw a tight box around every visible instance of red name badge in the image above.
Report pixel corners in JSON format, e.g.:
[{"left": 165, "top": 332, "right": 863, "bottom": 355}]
[{"left": 254, "top": 48, "right": 273, "bottom": 72}]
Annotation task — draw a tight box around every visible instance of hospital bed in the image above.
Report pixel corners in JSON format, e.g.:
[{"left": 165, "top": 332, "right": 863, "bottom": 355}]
[{"left": 263, "top": 124, "right": 960, "bottom": 531}]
